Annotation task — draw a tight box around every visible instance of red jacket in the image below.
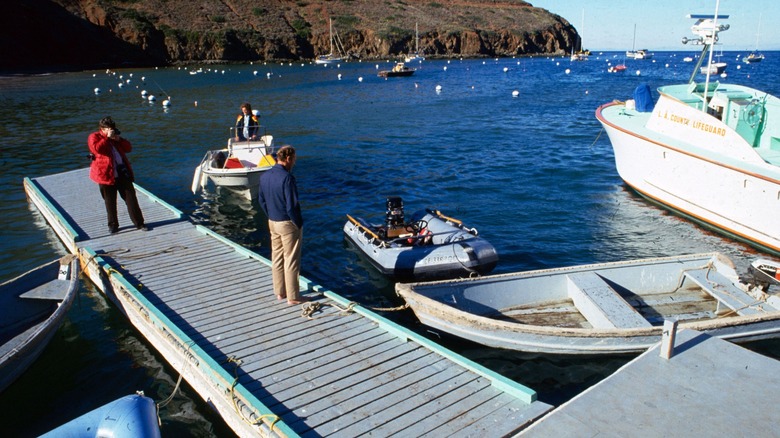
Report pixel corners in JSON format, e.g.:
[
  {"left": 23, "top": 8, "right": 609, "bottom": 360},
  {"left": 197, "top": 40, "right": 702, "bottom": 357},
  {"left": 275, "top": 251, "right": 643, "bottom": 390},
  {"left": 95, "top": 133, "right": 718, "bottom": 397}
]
[{"left": 88, "top": 131, "right": 135, "bottom": 184}]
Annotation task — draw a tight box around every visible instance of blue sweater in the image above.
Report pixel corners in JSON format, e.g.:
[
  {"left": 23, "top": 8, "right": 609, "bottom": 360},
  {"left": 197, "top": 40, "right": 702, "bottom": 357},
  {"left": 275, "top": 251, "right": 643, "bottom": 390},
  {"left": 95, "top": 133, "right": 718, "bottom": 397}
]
[{"left": 258, "top": 164, "right": 303, "bottom": 228}]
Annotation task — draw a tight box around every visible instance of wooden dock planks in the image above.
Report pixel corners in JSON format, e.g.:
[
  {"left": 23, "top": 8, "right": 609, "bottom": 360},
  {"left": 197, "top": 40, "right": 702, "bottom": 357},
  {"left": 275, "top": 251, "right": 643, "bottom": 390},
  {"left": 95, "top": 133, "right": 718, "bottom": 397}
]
[{"left": 24, "top": 168, "right": 552, "bottom": 437}]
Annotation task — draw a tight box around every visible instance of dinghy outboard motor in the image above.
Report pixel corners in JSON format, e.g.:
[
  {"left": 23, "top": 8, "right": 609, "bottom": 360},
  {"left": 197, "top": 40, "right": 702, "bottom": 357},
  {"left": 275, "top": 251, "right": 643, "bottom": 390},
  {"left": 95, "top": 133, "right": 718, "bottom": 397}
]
[
  {"left": 385, "top": 196, "right": 406, "bottom": 238},
  {"left": 743, "top": 259, "right": 780, "bottom": 292}
]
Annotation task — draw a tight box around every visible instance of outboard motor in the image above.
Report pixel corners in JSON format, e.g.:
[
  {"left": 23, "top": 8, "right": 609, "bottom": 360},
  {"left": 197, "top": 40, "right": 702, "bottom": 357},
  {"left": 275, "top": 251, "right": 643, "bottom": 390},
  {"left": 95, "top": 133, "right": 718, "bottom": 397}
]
[
  {"left": 744, "top": 259, "right": 780, "bottom": 292},
  {"left": 385, "top": 196, "right": 406, "bottom": 238}
]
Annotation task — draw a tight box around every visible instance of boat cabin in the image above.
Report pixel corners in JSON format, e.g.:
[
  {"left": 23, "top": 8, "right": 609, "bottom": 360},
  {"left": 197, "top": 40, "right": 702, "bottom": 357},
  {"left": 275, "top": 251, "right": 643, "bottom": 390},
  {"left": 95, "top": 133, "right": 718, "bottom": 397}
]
[{"left": 662, "top": 81, "right": 780, "bottom": 165}]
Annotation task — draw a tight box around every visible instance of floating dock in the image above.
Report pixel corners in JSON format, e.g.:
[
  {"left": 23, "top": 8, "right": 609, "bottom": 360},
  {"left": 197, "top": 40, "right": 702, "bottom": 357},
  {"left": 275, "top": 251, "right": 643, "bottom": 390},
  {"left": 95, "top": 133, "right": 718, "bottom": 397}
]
[
  {"left": 24, "top": 168, "right": 552, "bottom": 437},
  {"left": 521, "top": 328, "right": 780, "bottom": 436}
]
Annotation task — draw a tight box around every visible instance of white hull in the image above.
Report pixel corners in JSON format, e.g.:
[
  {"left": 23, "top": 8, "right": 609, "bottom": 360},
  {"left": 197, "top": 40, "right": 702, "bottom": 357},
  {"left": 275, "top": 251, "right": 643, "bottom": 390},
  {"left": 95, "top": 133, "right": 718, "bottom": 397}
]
[
  {"left": 202, "top": 167, "right": 265, "bottom": 188},
  {"left": 597, "top": 87, "right": 780, "bottom": 254}
]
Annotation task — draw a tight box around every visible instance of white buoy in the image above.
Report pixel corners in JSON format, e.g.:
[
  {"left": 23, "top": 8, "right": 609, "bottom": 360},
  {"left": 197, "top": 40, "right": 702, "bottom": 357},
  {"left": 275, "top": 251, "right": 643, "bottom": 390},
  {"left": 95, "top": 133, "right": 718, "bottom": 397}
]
[
  {"left": 512, "top": 90, "right": 519, "bottom": 97},
  {"left": 556, "top": 62, "right": 560, "bottom": 66},
  {"left": 267, "top": 72, "right": 272, "bottom": 78},
  {"left": 737, "top": 65, "right": 742, "bottom": 70},
  {"left": 358, "top": 77, "right": 363, "bottom": 82},
  {"left": 435, "top": 85, "right": 442, "bottom": 92},
  {"left": 503, "top": 67, "right": 509, "bottom": 72},
  {"left": 141, "top": 90, "right": 148, "bottom": 97},
  {"left": 94, "top": 87, "right": 101, "bottom": 94},
  {"left": 375, "top": 64, "right": 379, "bottom": 69},
  {"left": 253, "top": 71, "right": 258, "bottom": 76},
  {"left": 720, "top": 72, "right": 728, "bottom": 78},
  {"left": 565, "top": 68, "right": 571, "bottom": 74},
  {"left": 636, "top": 70, "right": 641, "bottom": 76},
  {"left": 148, "top": 95, "right": 156, "bottom": 102},
  {"left": 141, "top": 76, "right": 145, "bottom": 82},
  {"left": 338, "top": 73, "right": 342, "bottom": 80},
  {"left": 118, "top": 82, "right": 124, "bottom": 88},
  {"left": 162, "top": 99, "right": 171, "bottom": 107},
  {"left": 443, "top": 66, "right": 447, "bottom": 71}
]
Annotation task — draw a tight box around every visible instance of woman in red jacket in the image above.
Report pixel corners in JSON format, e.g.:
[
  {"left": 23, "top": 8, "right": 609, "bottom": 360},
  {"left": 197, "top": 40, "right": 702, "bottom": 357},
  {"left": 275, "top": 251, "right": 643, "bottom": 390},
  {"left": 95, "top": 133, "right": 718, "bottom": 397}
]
[{"left": 88, "top": 116, "right": 147, "bottom": 234}]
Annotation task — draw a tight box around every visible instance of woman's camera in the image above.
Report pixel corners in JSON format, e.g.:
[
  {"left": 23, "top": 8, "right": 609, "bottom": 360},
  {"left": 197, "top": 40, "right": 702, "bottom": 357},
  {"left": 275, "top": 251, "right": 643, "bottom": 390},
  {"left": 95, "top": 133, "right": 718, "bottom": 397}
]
[{"left": 86, "top": 153, "right": 96, "bottom": 161}]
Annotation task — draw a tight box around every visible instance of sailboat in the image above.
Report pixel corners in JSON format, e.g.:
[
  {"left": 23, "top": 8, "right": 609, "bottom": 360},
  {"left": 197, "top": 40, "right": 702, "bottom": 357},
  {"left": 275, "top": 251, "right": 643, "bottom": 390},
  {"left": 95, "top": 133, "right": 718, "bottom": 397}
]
[
  {"left": 626, "top": 24, "right": 653, "bottom": 59},
  {"left": 570, "top": 9, "right": 589, "bottom": 61},
  {"left": 404, "top": 23, "right": 425, "bottom": 63},
  {"left": 743, "top": 13, "right": 765, "bottom": 63},
  {"left": 315, "top": 18, "right": 344, "bottom": 65}
]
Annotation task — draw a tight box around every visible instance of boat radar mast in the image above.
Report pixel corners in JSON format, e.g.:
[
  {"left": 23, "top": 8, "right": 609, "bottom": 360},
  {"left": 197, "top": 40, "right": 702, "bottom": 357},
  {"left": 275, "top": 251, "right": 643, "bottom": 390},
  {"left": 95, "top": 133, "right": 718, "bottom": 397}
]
[{"left": 681, "top": 13, "right": 730, "bottom": 85}]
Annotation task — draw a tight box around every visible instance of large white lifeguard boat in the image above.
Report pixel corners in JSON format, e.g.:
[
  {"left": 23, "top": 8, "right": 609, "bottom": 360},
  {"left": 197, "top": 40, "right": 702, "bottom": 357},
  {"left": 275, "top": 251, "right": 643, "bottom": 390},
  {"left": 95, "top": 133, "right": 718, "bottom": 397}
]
[{"left": 596, "top": 5, "right": 780, "bottom": 255}]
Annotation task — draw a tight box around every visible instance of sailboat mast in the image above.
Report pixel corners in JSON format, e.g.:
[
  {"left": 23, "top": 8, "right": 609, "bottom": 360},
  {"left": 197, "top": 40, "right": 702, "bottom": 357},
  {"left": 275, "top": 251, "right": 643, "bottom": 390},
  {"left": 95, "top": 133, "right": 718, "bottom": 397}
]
[
  {"left": 329, "top": 18, "right": 334, "bottom": 55},
  {"left": 415, "top": 22, "right": 419, "bottom": 53}
]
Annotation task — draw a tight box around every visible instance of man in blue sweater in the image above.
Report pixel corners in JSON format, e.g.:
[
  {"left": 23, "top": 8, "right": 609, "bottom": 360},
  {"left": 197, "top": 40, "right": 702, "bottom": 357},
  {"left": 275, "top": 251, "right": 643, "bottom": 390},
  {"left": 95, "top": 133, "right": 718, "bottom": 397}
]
[{"left": 258, "top": 145, "right": 308, "bottom": 305}]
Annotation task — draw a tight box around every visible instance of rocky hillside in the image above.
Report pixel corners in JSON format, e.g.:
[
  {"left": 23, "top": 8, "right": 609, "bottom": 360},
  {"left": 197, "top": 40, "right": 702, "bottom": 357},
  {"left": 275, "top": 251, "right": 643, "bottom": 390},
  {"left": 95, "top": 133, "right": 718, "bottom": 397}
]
[{"left": 1, "top": 0, "right": 578, "bottom": 72}]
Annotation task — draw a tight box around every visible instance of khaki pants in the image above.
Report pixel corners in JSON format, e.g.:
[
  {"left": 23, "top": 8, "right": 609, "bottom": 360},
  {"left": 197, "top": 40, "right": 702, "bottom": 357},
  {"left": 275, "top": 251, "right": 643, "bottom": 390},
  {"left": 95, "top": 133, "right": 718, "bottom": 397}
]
[{"left": 268, "top": 220, "right": 302, "bottom": 300}]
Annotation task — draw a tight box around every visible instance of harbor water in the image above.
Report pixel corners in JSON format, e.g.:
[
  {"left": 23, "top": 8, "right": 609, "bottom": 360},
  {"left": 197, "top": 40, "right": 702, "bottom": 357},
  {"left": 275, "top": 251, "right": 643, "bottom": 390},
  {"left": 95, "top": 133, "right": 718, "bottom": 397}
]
[{"left": 2, "top": 53, "right": 779, "bottom": 436}]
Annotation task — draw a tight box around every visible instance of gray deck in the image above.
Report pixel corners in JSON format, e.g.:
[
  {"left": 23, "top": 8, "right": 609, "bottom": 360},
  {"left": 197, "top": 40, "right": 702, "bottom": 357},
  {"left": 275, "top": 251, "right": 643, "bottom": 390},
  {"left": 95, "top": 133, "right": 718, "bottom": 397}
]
[
  {"left": 521, "top": 328, "right": 780, "bottom": 437},
  {"left": 24, "top": 168, "right": 552, "bottom": 437}
]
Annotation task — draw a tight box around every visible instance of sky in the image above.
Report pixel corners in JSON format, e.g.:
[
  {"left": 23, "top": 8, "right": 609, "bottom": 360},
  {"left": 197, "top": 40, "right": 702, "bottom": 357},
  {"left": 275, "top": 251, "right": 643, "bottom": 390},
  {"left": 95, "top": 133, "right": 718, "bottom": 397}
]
[{"left": 528, "top": 0, "right": 779, "bottom": 51}]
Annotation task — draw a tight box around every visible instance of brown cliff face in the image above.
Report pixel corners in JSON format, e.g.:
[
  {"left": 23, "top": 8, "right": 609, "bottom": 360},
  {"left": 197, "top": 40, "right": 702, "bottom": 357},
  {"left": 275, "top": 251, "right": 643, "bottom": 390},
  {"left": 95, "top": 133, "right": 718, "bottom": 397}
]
[{"left": 1, "top": 0, "right": 578, "bottom": 72}]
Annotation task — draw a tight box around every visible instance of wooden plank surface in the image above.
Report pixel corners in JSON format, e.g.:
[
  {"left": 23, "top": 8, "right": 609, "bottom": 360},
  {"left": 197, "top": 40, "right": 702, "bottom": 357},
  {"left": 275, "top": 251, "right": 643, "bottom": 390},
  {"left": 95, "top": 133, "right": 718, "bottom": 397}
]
[
  {"left": 567, "top": 272, "right": 651, "bottom": 329},
  {"left": 26, "top": 168, "right": 552, "bottom": 437}
]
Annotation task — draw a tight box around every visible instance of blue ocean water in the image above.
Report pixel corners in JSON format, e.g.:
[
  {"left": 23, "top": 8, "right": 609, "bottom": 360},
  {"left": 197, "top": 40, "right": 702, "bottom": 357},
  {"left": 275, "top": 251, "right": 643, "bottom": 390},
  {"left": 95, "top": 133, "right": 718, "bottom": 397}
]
[{"left": 1, "top": 53, "right": 779, "bottom": 435}]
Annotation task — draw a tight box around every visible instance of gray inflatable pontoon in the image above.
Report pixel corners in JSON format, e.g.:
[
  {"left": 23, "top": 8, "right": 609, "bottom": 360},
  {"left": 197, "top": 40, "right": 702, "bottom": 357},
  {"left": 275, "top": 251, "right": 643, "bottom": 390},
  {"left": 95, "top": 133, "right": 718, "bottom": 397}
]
[{"left": 344, "top": 199, "right": 498, "bottom": 281}]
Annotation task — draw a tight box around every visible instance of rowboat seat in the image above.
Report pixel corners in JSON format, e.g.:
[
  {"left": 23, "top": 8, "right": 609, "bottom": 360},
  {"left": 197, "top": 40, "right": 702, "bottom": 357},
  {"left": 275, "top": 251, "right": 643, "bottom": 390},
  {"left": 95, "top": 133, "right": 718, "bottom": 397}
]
[
  {"left": 567, "top": 272, "right": 652, "bottom": 329},
  {"left": 683, "top": 268, "right": 777, "bottom": 315},
  {"left": 18, "top": 279, "right": 71, "bottom": 300}
]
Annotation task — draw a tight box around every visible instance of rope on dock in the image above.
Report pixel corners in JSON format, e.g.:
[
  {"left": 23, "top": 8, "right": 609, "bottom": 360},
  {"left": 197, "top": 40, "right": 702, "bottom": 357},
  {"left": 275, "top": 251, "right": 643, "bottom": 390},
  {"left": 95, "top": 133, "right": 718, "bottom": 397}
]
[
  {"left": 300, "top": 301, "right": 408, "bottom": 319},
  {"left": 226, "top": 356, "right": 281, "bottom": 432}
]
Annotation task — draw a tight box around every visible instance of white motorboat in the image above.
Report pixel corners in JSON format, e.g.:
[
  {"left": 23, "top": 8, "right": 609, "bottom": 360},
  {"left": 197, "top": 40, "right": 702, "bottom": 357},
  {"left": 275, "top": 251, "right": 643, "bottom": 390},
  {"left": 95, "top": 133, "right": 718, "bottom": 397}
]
[
  {"left": 191, "top": 133, "right": 276, "bottom": 195},
  {"left": 626, "top": 49, "right": 653, "bottom": 60},
  {"left": 396, "top": 253, "right": 780, "bottom": 355},
  {"left": 596, "top": 6, "right": 780, "bottom": 255},
  {"left": 700, "top": 61, "right": 727, "bottom": 75}
]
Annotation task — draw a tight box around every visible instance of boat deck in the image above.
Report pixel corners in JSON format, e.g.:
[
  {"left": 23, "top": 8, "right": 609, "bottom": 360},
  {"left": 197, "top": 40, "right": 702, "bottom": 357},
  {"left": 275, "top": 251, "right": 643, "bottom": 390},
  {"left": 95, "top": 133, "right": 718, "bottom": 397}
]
[
  {"left": 23, "top": 168, "right": 552, "bottom": 437},
  {"left": 520, "top": 329, "right": 780, "bottom": 436}
]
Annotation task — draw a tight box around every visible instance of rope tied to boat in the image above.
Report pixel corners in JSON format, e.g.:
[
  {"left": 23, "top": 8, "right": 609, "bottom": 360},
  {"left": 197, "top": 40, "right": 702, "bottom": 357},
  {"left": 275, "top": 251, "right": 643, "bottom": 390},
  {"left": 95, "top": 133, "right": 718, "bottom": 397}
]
[
  {"left": 225, "top": 355, "right": 281, "bottom": 432},
  {"left": 300, "top": 300, "right": 408, "bottom": 319},
  {"left": 156, "top": 340, "right": 196, "bottom": 426}
]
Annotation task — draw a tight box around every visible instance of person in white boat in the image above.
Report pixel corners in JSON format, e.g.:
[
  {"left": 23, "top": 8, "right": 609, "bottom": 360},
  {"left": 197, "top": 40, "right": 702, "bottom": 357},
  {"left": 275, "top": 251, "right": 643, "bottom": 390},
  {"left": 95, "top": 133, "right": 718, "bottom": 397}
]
[{"left": 235, "top": 102, "right": 259, "bottom": 141}]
